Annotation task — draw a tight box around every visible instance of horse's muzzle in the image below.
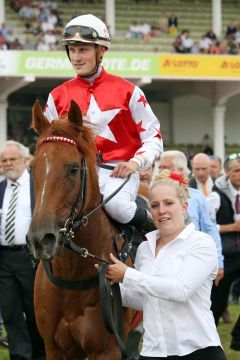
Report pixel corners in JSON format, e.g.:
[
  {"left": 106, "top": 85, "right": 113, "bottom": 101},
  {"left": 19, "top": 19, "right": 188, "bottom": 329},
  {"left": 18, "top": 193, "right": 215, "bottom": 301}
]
[{"left": 26, "top": 230, "right": 60, "bottom": 260}]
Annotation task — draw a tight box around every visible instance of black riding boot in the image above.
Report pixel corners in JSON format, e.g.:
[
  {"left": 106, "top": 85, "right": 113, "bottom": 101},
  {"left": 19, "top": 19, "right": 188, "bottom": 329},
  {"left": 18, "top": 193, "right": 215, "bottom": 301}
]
[
  {"left": 126, "top": 328, "right": 142, "bottom": 359},
  {"left": 127, "top": 198, "right": 156, "bottom": 235}
]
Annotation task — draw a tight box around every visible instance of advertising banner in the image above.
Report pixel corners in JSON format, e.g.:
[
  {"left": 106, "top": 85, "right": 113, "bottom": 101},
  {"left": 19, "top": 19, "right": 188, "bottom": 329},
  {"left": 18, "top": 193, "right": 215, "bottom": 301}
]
[
  {"left": 159, "top": 54, "right": 240, "bottom": 79},
  {"left": 1, "top": 51, "right": 240, "bottom": 80}
]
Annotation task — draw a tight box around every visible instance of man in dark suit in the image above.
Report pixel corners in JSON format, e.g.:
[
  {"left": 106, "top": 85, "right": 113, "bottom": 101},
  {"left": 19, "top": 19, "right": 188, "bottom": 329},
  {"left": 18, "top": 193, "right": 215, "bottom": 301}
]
[
  {"left": 210, "top": 153, "right": 240, "bottom": 352},
  {"left": 0, "top": 140, "right": 45, "bottom": 360},
  {"left": 189, "top": 152, "right": 237, "bottom": 325},
  {"left": 209, "top": 152, "right": 240, "bottom": 351}
]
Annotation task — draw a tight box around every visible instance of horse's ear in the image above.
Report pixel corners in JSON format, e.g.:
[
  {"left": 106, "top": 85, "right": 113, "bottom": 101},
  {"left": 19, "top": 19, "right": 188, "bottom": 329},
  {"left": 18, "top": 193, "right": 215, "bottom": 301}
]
[
  {"left": 32, "top": 99, "right": 50, "bottom": 135},
  {"left": 68, "top": 100, "right": 83, "bottom": 128}
]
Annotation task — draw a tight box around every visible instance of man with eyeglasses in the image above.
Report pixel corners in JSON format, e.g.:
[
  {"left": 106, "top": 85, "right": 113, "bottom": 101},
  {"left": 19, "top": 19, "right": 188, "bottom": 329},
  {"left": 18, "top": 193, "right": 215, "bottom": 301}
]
[
  {"left": 44, "top": 14, "right": 162, "bottom": 236},
  {"left": 210, "top": 152, "right": 240, "bottom": 351},
  {"left": 0, "top": 140, "right": 45, "bottom": 360}
]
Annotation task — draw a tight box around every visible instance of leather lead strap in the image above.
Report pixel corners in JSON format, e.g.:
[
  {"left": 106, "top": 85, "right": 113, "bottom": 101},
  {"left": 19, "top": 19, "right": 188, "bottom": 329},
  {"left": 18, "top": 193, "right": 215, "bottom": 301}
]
[{"left": 98, "top": 263, "right": 128, "bottom": 360}]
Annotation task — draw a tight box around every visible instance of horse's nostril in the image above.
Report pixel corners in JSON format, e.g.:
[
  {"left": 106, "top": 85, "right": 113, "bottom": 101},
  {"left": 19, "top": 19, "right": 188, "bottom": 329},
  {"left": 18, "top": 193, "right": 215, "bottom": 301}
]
[{"left": 41, "top": 233, "right": 56, "bottom": 246}]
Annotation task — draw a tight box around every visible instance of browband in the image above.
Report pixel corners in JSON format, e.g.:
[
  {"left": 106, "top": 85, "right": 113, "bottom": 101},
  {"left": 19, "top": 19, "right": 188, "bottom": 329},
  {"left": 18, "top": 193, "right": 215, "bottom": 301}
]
[{"left": 39, "top": 136, "right": 77, "bottom": 147}]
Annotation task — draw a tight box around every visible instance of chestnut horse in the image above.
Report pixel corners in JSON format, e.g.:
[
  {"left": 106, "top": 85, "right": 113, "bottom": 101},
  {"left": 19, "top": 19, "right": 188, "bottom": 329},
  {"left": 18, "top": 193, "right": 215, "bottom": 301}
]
[{"left": 27, "top": 100, "right": 138, "bottom": 360}]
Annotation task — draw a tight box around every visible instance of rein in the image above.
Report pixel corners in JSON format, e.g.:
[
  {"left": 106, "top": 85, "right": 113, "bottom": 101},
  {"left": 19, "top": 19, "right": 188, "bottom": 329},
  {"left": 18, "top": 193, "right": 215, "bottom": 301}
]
[
  {"left": 98, "top": 263, "right": 128, "bottom": 359},
  {"left": 65, "top": 174, "right": 130, "bottom": 231},
  {"left": 39, "top": 135, "right": 131, "bottom": 239},
  {"left": 38, "top": 135, "right": 131, "bottom": 360}
]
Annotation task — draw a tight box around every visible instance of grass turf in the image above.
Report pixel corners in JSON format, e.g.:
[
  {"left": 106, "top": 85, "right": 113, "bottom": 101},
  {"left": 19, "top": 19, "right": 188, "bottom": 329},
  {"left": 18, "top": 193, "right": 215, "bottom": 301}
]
[{"left": 0, "top": 304, "right": 239, "bottom": 359}]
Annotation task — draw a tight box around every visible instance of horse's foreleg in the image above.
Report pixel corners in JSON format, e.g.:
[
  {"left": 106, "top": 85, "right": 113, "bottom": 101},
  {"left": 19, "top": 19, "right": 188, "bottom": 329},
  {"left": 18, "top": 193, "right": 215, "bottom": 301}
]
[
  {"left": 45, "top": 348, "right": 66, "bottom": 360},
  {"left": 88, "top": 350, "right": 121, "bottom": 360},
  {"left": 87, "top": 337, "right": 122, "bottom": 360},
  {"left": 45, "top": 346, "right": 86, "bottom": 360}
]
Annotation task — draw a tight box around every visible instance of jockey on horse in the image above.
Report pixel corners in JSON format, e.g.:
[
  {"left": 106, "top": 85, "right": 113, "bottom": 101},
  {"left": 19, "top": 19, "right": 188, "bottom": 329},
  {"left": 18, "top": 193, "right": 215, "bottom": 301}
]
[{"left": 44, "top": 14, "right": 163, "bottom": 233}]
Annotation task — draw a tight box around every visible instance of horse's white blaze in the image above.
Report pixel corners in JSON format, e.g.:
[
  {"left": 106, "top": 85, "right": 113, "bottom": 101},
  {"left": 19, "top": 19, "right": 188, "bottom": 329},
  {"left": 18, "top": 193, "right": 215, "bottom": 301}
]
[{"left": 40, "top": 153, "right": 51, "bottom": 207}]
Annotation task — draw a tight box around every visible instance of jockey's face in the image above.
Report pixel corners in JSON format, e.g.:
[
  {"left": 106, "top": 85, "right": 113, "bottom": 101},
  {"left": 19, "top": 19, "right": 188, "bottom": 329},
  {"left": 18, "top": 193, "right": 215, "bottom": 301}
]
[{"left": 68, "top": 44, "right": 105, "bottom": 77}]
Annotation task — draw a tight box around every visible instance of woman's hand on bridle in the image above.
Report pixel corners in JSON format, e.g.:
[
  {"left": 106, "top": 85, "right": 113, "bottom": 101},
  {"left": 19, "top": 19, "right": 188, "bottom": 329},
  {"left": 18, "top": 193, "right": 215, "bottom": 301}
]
[
  {"left": 105, "top": 253, "right": 128, "bottom": 283},
  {"left": 110, "top": 161, "right": 139, "bottom": 178}
]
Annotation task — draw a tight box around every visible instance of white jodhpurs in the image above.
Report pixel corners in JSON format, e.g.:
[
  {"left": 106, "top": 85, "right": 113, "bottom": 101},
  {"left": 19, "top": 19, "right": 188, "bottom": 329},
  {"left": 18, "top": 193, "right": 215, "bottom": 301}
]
[{"left": 98, "top": 166, "right": 139, "bottom": 224}]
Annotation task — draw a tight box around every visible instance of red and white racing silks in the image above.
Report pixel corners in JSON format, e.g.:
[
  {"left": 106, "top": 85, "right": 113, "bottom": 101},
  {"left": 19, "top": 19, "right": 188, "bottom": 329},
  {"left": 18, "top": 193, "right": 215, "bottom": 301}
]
[{"left": 44, "top": 68, "right": 163, "bottom": 169}]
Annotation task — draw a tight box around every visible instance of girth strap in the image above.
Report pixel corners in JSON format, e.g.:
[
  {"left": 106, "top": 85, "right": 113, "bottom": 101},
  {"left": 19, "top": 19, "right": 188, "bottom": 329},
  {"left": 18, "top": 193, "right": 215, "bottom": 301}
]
[{"left": 43, "top": 260, "right": 99, "bottom": 291}]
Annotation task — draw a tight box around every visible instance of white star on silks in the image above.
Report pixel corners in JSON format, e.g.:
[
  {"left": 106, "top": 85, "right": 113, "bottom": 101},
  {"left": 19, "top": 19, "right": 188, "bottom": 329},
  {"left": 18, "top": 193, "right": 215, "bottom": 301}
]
[{"left": 86, "top": 95, "right": 121, "bottom": 143}]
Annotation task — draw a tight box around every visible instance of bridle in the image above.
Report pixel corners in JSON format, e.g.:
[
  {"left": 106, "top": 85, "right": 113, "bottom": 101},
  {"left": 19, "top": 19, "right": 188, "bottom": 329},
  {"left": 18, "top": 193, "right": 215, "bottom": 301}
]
[
  {"left": 39, "top": 136, "right": 88, "bottom": 238},
  {"left": 37, "top": 135, "right": 132, "bottom": 359},
  {"left": 39, "top": 136, "right": 130, "bottom": 252}
]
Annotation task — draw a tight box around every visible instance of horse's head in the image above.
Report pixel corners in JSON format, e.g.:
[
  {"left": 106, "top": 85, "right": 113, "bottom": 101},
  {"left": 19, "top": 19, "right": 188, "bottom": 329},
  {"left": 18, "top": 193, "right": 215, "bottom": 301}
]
[{"left": 27, "top": 100, "right": 99, "bottom": 260}]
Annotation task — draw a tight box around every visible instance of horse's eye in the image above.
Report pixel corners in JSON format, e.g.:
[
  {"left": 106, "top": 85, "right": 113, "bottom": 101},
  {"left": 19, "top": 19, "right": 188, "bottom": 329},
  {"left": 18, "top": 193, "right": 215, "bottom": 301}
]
[{"left": 69, "top": 165, "right": 80, "bottom": 176}]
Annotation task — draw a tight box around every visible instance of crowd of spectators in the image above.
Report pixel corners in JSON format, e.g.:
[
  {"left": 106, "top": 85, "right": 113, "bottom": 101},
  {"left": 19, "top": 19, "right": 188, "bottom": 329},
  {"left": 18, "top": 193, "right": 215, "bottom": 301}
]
[
  {"left": 1, "top": 1, "right": 240, "bottom": 55},
  {"left": 125, "top": 11, "right": 240, "bottom": 56},
  {"left": 0, "top": 0, "right": 108, "bottom": 51},
  {"left": 126, "top": 13, "right": 178, "bottom": 42},
  {"left": 0, "top": 0, "right": 64, "bottom": 50},
  {"left": 173, "top": 24, "right": 240, "bottom": 55}
]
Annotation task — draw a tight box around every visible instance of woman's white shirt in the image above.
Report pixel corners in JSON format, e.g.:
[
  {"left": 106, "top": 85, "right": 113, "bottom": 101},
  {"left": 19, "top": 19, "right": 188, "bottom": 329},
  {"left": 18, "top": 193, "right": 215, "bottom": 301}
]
[{"left": 121, "top": 223, "right": 221, "bottom": 357}]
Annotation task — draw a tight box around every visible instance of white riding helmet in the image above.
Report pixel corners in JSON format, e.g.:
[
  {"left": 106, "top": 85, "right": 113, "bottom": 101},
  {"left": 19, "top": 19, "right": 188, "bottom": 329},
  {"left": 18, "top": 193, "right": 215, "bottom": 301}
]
[{"left": 62, "top": 14, "right": 110, "bottom": 50}]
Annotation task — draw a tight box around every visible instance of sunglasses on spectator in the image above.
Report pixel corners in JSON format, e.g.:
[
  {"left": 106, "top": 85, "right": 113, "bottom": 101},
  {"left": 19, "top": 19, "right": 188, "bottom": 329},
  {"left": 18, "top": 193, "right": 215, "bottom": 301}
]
[
  {"left": 226, "top": 152, "right": 240, "bottom": 161},
  {"left": 62, "top": 26, "right": 107, "bottom": 42}
]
